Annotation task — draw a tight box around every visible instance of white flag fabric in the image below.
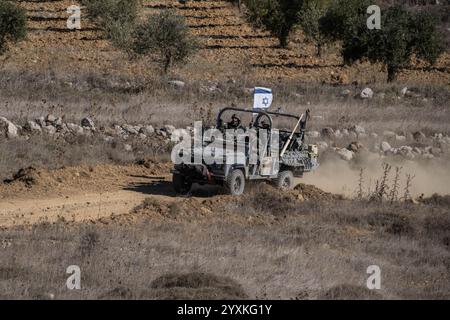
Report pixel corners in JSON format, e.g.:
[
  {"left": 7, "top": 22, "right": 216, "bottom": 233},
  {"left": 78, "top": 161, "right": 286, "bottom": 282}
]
[{"left": 253, "top": 87, "right": 273, "bottom": 110}]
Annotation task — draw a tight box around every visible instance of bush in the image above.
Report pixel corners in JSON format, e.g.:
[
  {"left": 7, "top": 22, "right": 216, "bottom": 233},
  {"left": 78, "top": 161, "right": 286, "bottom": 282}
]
[
  {"left": 0, "top": 0, "right": 26, "bottom": 53},
  {"left": 298, "top": 0, "right": 331, "bottom": 57},
  {"left": 320, "top": 1, "right": 445, "bottom": 82},
  {"left": 244, "top": 0, "right": 304, "bottom": 48},
  {"left": 83, "top": 0, "right": 141, "bottom": 50},
  {"left": 132, "top": 10, "right": 198, "bottom": 73}
]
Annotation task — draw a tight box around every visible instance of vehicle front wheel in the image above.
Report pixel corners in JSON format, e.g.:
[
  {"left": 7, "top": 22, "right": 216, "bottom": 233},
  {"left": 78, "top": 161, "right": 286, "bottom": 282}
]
[
  {"left": 225, "top": 169, "right": 246, "bottom": 196},
  {"left": 172, "top": 173, "right": 192, "bottom": 194},
  {"left": 275, "top": 170, "right": 295, "bottom": 190}
]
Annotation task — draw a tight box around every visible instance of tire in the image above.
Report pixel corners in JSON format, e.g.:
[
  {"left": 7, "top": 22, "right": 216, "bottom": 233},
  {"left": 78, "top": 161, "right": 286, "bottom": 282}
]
[
  {"left": 225, "top": 169, "right": 246, "bottom": 196},
  {"left": 275, "top": 170, "right": 294, "bottom": 190},
  {"left": 172, "top": 173, "right": 192, "bottom": 194}
]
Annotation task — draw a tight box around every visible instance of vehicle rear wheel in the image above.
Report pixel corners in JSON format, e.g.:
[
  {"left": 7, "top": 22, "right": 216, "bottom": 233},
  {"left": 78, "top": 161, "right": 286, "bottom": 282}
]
[
  {"left": 275, "top": 170, "right": 294, "bottom": 190},
  {"left": 172, "top": 173, "right": 192, "bottom": 194},
  {"left": 225, "top": 169, "right": 245, "bottom": 196}
]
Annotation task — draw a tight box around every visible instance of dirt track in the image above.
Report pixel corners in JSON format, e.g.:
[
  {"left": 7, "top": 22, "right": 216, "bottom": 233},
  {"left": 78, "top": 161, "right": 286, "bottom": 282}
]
[{"left": 0, "top": 163, "right": 179, "bottom": 228}]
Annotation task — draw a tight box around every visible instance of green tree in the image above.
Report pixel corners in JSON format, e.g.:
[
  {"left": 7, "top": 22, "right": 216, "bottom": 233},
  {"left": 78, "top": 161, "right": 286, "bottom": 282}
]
[
  {"left": 83, "top": 0, "right": 141, "bottom": 50},
  {"left": 298, "top": 0, "right": 331, "bottom": 57},
  {"left": 244, "top": 0, "right": 304, "bottom": 48},
  {"left": 0, "top": 0, "right": 26, "bottom": 54},
  {"left": 132, "top": 10, "right": 198, "bottom": 73},
  {"left": 320, "top": 1, "right": 445, "bottom": 82}
]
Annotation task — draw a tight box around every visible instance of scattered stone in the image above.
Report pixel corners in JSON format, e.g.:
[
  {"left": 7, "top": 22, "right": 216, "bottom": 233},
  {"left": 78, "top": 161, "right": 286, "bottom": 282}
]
[
  {"left": 321, "top": 127, "right": 335, "bottom": 138},
  {"left": 43, "top": 125, "right": 56, "bottom": 135},
  {"left": 395, "top": 135, "right": 406, "bottom": 142},
  {"left": 336, "top": 148, "right": 354, "bottom": 161},
  {"left": 81, "top": 117, "right": 95, "bottom": 129},
  {"left": 412, "top": 131, "right": 426, "bottom": 142},
  {"left": 122, "top": 124, "right": 139, "bottom": 135},
  {"left": 0, "top": 117, "right": 18, "bottom": 138},
  {"left": 349, "top": 125, "right": 365, "bottom": 135},
  {"left": 380, "top": 141, "right": 392, "bottom": 152},
  {"left": 140, "top": 125, "right": 155, "bottom": 136},
  {"left": 168, "top": 80, "right": 185, "bottom": 89},
  {"left": 35, "top": 116, "right": 46, "bottom": 127},
  {"left": 360, "top": 88, "right": 374, "bottom": 99},
  {"left": 340, "top": 89, "right": 351, "bottom": 97},
  {"left": 347, "top": 141, "right": 364, "bottom": 153},
  {"left": 163, "top": 124, "right": 176, "bottom": 135},
  {"left": 24, "top": 120, "right": 42, "bottom": 133},
  {"left": 124, "top": 144, "right": 132, "bottom": 152},
  {"left": 67, "top": 123, "right": 84, "bottom": 135},
  {"left": 46, "top": 114, "right": 57, "bottom": 124}
]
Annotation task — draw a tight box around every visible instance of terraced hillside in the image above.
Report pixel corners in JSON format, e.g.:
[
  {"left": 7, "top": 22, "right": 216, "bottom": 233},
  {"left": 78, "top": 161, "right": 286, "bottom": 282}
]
[{"left": 5, "top": 0, "right": 450, "bottom": 85}]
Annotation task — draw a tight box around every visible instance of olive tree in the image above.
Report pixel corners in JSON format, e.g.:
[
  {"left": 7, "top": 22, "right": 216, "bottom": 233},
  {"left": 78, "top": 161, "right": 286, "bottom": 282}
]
[
  {"left": 0, "top": 0, "right": 26, "bottom": 54},
  {"left": 244, "top": 0, "right": 304, "bottom": 48},
  {"left": 320, "top": 0, "right": 444, "bottom": 82},
  {"left": 132, "top": 10, "right": 198, "bottom": 73}
]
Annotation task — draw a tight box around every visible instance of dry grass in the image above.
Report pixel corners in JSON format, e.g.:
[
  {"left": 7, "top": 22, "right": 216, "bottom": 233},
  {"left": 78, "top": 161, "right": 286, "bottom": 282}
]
[{"left": 0, "top": 188, "right": 448, "bottom": 300}]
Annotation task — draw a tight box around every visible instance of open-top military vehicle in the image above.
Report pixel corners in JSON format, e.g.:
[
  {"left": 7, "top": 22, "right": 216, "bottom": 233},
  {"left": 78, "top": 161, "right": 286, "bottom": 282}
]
[{"left": 172, "top": 107, "right": 318, "bottom": 195}]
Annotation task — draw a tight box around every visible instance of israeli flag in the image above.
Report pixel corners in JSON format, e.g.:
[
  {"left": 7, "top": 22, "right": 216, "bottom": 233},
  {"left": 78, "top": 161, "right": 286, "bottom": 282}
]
[{"left": 253, "top": 87, "right": 273, "bottom": 110}]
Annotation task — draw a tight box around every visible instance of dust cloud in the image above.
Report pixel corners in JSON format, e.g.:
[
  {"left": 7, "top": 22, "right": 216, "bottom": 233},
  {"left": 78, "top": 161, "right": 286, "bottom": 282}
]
[{"left": 301, "top": 153, "right": 450, "bottom": 198}]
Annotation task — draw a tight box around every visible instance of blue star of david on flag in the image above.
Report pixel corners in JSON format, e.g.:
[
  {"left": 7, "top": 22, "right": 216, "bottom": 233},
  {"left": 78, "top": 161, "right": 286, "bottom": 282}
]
[{"left": 253, "top": 87, "right": 273, "bottom": 110}]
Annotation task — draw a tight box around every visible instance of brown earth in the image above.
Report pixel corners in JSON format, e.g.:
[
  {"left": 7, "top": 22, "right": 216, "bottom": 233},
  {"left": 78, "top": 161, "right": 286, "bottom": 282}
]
[
  {"left": 5, "top": 0, "right": 450, "bottom": 85},
  {"left": 0, "top": 160, "right": 342, "bottom": 228}
]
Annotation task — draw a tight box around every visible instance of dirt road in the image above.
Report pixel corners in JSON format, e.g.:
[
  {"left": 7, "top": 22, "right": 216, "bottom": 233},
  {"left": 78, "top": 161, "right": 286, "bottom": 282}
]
[{"left": 0, "top": 163, "right": 178, "bottom": 228}]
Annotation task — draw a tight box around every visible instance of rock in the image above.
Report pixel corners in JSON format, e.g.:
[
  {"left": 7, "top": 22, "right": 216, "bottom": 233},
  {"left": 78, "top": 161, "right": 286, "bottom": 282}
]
[
  {"left": 370, "top": 132, "right": 378, "bottom": 139},
  {"left": 413, "top": 147, "right": 422, "bottom": 155},
  {"left": 430, "top": 147, "right": 441, "bottom": 156},
  {"left": 138, "top": 133, "right": 147, "bottom": 140},
  {"left": 395, "top": 135, "right": 406, "bottom": 142},
  {"left": 43, "top": 125, "right": 56, "bottom": 135},
  {"left": 157, "top": 129, "right": 168, "bottom": 138},
  {"left": 122, "top": 124, "right": 139, "bottom": 135},
  {"left": 163, "top": 124, "right": 176, "bottom": 135},
  {"left": 35, "top": 116, "right": 46, "bottom": 127},
  {"left": 140, "top": 125, "right": 155, "bottom": 136},
  {"left": 124, "top": 144, "right": 132, "bottom": 152},
  {"left": 168, "top": 80, "right": 185, "bottom": 89},
  {"left": 171, "top": 129, "right": 186, "bottom": 143},
  {"left": 321, "top": 127, "right": 335, "bottom": 138},
  {"left": 360, "top": 88, "right": 374, "bottom": 99},
  {"left": 336, "top": 148, "right": 354, "bottom": 161},
  {"left": 380, "top": 141, "right": 392, "bottom": 152},
  {"left": 24, "top": 120, "right": 42, "bottom": 133},
  {"left": 81, "top": 117, "right": 95, "bottom": 129},
  {"left": 347, "top": 141, "right": 364, "bottom": 153},
  {"left": 0, "top": 117, "right": 18, "bottom": 138},
  {"left": 342, "top": 129, "right": 349, "bottom": 136},
  {"left": 400, "top": 87, "right": 408, "bottom": 96},
  {"left": 340, "top": 89, "right": 351, "bottom": 97},
  {"left": 412, "top": 131, "right": 426, "bottom": 142},
  {"left": 46, "top": 114, "right": 57, "bottom": 124},
  {"left": 349, "top": 124, "right": 365, "bottom": 135},
  {"left": 423, "top": 153, "right": 434, "bottom": 160},
  {"left": 67, "top": 123, "right": 84, "bottom": 135},
  {"left": 306, "top": 131, "right": 320, "bottom": 138}
]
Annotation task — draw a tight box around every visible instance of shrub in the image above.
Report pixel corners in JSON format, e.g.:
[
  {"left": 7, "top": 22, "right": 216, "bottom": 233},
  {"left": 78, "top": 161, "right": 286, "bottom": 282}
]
[
  {"left": 298, "top": 0, "right": 331, "bottom": 57},
  {"left": 244, "top": 0, "right": 304, "bottom": 48},
  {"left": 320, "top": 1, "right": 445, "bottom": 82},
  {"left": 83, "top": 0, "right": 141, "bottom": 50},
  {"left": 132, "top": 10, "right": 198, "bottom": 73},
  {"left": 0, "top": 0, "right": 26, "bottom": 53}
]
